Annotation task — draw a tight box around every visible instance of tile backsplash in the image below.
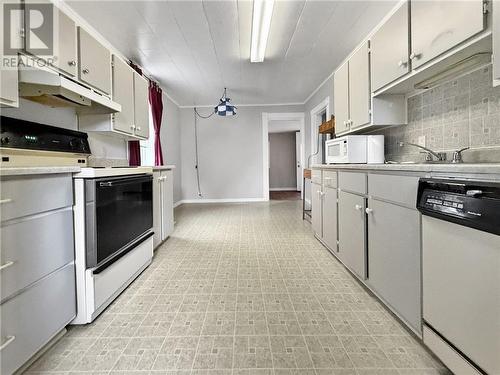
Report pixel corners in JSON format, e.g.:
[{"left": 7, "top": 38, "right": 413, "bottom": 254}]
[{"left": 381, "top": 65, "right": 500, "bottom": 163}]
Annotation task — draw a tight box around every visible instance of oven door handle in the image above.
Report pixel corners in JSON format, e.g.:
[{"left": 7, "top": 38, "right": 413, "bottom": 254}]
[{"left": 98, "top": 176, "right": 153, "bottom": 188}]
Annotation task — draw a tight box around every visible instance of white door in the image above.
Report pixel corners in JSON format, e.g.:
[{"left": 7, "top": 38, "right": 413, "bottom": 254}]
[
  {"left": 348, "top": 42, "right": 371, "bottom": 129},
  {"left": 53, "top": 10, "right": 77, "bottom": 77},
  {"left": 112, "top": 56, "right": 135, "bottom": 135},
  {"left": 311, "top": 182, "right": 322, "bottom": 238},
  {"left": 493, "top": 0, "right": 500, "bottom": 86},
  {"left": 133, "top": 72, "right": 150, "bottom": 139},
  {"left": 78, "top": 28, "right": 111, "bottom": 94},
  {"left": 333, "top": 61, "right": 350, "bottom": 134},
  {"left": 161, "top": 170, "right": 174, "bottom": 240},
  {"left": 152, "top": 171, "right": 162, "bottom": 249},
  {"left": 295, "top": 132, "right": 302, "bottom": 192},
  {"left": 411, "top": 0, "right": 485, "bottom": 69}
]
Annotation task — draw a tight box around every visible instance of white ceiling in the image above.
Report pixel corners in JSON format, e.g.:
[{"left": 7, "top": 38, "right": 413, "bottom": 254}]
[{"left": 66, "top": 0, "right": 397, "bottom": 107}]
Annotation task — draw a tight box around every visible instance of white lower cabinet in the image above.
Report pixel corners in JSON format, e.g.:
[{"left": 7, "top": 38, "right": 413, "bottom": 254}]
[
  {"left": 366, "top": 198, "right": 422, "bottom": 333},
  {"left": 322, "top": 185, "right": 337, "bottom": 252},
  {"left": 153, "top": 169, "right": 174, "bottom": 248},
  {"left": 338, "top": 190, "right": 366, "bottom": 280},
  {"left": 311, "top": 181, "right": 323, "bottom": 238}
]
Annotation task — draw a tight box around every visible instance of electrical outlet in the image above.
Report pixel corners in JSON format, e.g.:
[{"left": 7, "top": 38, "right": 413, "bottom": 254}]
[{"left": 418, "top": 135, "right": 426, "bottom": 147}]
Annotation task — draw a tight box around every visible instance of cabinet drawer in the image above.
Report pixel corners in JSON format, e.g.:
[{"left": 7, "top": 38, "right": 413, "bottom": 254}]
[
  {"left": 311, "top": 170, "right": 322, "bottom": 185},
  {"left": 323, "top": 171, "right": 337, "bottom": 188},
  {"left": 1, "top": 208, "right": 75, "bottom": 301},
  {"left": 0, "top": 264, "right": 76, "bottom": 375},
  {"left": 368, "top": 173, "right": 419, "bottom": 207},
  {"left": 339, "top": 171, "right": 366, "bottom": 194},
  {"left": 0, "top": 174, "right": 73, "bottom": 221}
]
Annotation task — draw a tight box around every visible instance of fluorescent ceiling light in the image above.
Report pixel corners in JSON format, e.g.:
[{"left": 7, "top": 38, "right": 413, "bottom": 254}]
[{"left": 251, "top": 0, "right": 274, "bottom": 63}]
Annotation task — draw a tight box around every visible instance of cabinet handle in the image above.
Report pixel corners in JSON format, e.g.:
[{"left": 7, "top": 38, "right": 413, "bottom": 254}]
[
  {"left": 0, "top": 198, "right": 12, "bottom": 204},
  {"left": 0, "top": 261, "right": 14, "bottom": 271},
  {"left": 354, "top": 204, "right": 363, "bottom": 211},
  {"left": 409, "top": 52, "right": 421, "bottom": 60},
  {"left": 130, "top": 125, "right": 136, "bottom": 130},
  {"left": 137, "top": 126, "right": 141, "bottom": 131},
  {"left": 398, "top": 60, "right": 408, "bottom": 67},
  {"left": 82, "top": 68, "right": 89, "bottom": 74},
  {"left": 0, "top": 336, "right": 15, "bottom": 351},
  {"left": 68, "top": 60, "right": 76, "bottom": 66},
  {"left": 365, "top": 208, "right": 373, "bottom": 214}
]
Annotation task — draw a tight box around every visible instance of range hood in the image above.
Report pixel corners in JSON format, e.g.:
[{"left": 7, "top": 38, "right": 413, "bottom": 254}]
[{"left": 19, "top": 65, "right": 121, "bottom": 114}]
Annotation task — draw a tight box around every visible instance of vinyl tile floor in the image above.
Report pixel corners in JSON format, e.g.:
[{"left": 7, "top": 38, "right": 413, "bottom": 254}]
[{"left": 27, "top": 201, "right": 450, "bottom": 375}]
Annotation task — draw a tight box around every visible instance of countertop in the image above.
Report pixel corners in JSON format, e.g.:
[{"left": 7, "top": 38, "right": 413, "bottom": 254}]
[
  {"left": 0, "top": 166, "right": 81, "bottom": 176},
  {"left": 151, "top": 165, "right": 176, "bottom": 170},
  {"left": 312, "top": 163, "right": 500, "bottom": 175}
]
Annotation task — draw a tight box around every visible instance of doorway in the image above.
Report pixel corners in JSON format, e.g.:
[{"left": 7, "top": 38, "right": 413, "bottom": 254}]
[{"left": 262, "top": 112, "right": 305, "bottom": 201}]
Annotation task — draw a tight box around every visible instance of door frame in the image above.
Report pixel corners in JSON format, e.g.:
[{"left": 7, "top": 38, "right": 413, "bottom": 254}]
[
  {"left": 309, "top": 96, "right": 331, "bottom": 166},
  {"left": 262, "top": 112, "right": 305, "bottom": 201}
]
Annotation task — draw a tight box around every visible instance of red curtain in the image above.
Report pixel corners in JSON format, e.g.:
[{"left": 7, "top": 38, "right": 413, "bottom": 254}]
[
  {"left": 149, "top": 81, "right": 164, "bottom": 166},
  {"left": 128, "top": 62, "right": 143, "bottom": 166}
]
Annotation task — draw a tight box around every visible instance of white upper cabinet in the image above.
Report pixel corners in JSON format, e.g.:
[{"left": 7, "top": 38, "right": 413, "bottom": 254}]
[
  {"left": 371, "top": 1, "right": 410, "bottom": 91},
  {"left": 410, "top": 0, "right": 485, "bottom": 69},
  {"left": 133, "top": 72, "right": 150, "bottom": 139},
  {"left": 494, "top": 0, "right": 500, "bottom": 86},
  {"left": 0, "top": 0, "right": 20, "bottom": 107},
  {"left": 348, "top": 42, "right": 371, "bottom": 129},
  {"left": 78, "top": 27, "right": 111, "bottom": 95},
  {"left": 334, "top": 62, "right": 350, "bottom": 134},
  {"left": 112, "top": 56, "right": 135, "bottom": 135},
  {"left": 53, "top": 10, "right": 77, "bottom": 77}
]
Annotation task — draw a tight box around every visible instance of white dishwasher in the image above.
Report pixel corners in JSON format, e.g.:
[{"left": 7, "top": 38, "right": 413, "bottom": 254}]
[{"left": 417, "top": 178, "right": 500, "bottom": 375}]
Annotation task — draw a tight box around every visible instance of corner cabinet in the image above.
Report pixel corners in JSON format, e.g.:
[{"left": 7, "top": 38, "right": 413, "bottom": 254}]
[
  {"left": 370, "top": 1, "right": 410, "bottom": 92},
  {"left": 78, "top": 57, "right": 150, "bottom": 140},
  {"left": 494, "top": 0, "right": 500, "bottom": 86},
  {"left": 410, "top": 0, "right": 485, "bottom": 69},
  {"left": 153, "top": 169, "right": 174, "bottom": 249},
  {"left": 78, "top": 27, "right": 112, "bottom": 95}
]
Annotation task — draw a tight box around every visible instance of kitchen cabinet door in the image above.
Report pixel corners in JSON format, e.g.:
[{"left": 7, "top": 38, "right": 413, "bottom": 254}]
[
  {"left": 411, "top": 0, "right": 485, "bottom": 69},
  {"left": 161, "top": 170, "right": 174, "bottom": 240},
  {"left": 53, "top": 10, "right": 77, "bottom": 77},
  {"left": 367, "top": 199, "right": 422, "bottom": 333},
  {"left": 370, "top": 1, "right": 410, "bottom": 91},
  {"left": 0, "top": 0, "right": 20, "bottom": 108},
  {"left": 311, "top": 182, "right": 323, "bottom": 238},
  {"left": 494, "top": 0, "right": 500, "bottom": 86},
  {"left": 133, "top": 72, "right": 150, "bottom": 139},
  {"left": 78, "top": 27, "right": 111, "bottom": 94},
  {"left": 349, "top": 42, "right": 371, "bottom": 129},
  {"left": 322, "top": 185, "right": 337, "bottom": 252},
  {"left": 153, "top": 171, "right": 162, "bottom": 249},
  {"left": 334, "top": 61, "right": 350, "bottom": 134},
  {"left": 338, "top": 191, "right": 366, "bottom": 279},
  {"left": 112, "top": 56, "right": 135, "bottom": 135}
]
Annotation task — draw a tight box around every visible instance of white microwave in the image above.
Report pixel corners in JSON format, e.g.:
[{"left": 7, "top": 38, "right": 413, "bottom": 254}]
[{"left": 325, "top": 135, "right": 384, "bottom": 164}]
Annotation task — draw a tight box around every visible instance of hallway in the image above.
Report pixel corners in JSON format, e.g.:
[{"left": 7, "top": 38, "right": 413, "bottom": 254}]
[{"left": 27, "top": 201, "right": 447, "bottom": 374}]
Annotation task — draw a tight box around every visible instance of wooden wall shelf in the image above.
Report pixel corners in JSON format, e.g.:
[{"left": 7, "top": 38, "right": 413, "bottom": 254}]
[{"left": 319, "top": 115, "right": 335, "bottom": 134}]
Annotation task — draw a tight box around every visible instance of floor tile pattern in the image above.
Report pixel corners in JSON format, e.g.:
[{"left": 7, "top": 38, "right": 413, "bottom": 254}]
[{"left": 27, "top": 201, "right": 449, "bottom": 375}]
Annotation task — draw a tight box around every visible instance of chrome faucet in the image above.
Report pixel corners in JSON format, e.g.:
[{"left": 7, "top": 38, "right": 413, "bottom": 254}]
[
  {"left": 398, "top": 141, "right": 447, "bottom": 162},
  {"left": 451, "top": 147, "right": 469, "bottom": 163}
]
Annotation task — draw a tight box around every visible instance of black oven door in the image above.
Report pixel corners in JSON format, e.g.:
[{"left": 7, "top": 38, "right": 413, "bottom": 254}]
[{"left": 94, "top": 174, "right": 153, "bottom": 265}]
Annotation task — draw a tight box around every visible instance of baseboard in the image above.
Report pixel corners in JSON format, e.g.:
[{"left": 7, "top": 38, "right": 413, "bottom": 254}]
[
  {"left": 269, "top": 188, "right": 299, "bottom": 191},
  {"left": 176, "top": 198, "right": 267, "bottom": 204}
]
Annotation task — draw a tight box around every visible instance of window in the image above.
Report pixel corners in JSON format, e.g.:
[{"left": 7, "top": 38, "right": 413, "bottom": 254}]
[{"left": 140, "top": 105, "right": 155, "bottom": 166}]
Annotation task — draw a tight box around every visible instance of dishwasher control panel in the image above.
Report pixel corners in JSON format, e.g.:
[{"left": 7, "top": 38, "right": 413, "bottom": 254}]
[{"left": 417, "top": 178, "right": 500, "bottom": 235}]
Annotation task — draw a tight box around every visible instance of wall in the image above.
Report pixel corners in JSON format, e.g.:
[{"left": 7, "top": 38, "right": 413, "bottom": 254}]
[
  {"left": 302, "top": 75, "right": 334, "bottom": 204},
  {"left": 1, "top": 99, "right": 128, "bottom": 163},
  {"left": 269, "top": 132, "right": 297, "bottom": 190},
  {"left": 379, "top": 65, "right": 500, "bottom": 162},
  {"left": 179, "top": 105, "right": 302, "bottom": 201},
  {"left": 160, "top": 95, "right": 182, "bottom": 203}
]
